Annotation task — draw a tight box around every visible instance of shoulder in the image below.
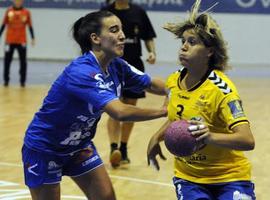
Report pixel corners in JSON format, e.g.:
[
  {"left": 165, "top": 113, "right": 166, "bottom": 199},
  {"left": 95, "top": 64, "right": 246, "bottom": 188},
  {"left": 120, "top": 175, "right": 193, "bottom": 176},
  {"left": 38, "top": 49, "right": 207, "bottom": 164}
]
[
  {"left": 130, "top": 3, "right": 144, "bottom": 10},
  {"left": 6, "top": 7, "right": 13, "bottom": 12},
  {"left": 25, "top": 8, "right": 31, "bottom": 14},
  {"left": 23, "top": 7, "right": 30, "bottom": 11},
  {"left": 130, "top": 3, "right": 147, "bottom": 14},
  {"left": 110, "top": 57, "right": 127, "bottom": 69},
  {"left": 166, "top": 68, "right": 182, "bottom": 88},
  {"left": 110, "top": 58, "right": 133, "bottom": 76},
  {"left": 207, "top": 70, "right": 238, "bottom": 96},
  {"left": 101, "top": 3, "right": 114, "bottom": 11},
  {"left": 67, "top": 54, "right": 100, "bottom": 78}
]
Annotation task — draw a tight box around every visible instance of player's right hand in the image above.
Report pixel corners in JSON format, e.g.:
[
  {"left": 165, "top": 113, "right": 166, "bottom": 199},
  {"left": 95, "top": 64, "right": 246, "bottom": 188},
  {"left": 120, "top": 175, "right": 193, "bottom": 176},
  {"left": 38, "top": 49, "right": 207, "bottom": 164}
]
[{"left": 147, "top": 136, "right": 166, "bottom": 171}]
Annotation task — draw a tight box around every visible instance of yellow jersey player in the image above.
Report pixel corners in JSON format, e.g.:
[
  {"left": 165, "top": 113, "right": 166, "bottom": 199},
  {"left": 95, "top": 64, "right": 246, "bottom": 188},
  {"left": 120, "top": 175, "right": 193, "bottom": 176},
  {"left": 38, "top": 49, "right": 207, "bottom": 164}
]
[{"left": 147, "top": 0, "right": 256, "bottom": 199}]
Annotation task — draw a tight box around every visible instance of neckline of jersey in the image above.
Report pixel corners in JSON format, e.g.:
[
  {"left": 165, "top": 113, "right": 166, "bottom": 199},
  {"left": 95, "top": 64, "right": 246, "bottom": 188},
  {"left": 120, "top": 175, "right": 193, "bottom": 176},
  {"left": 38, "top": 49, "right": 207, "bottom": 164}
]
[{"left": 177, "top": 67, "right": 213, "bottom": 92}]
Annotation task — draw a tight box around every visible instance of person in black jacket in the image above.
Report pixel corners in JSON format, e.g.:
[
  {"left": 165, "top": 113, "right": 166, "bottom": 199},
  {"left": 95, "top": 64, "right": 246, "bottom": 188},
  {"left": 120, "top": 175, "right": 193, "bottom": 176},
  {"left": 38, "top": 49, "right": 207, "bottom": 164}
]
[{"left": 101, "top": 0, "right": 157, "bottom": 167}]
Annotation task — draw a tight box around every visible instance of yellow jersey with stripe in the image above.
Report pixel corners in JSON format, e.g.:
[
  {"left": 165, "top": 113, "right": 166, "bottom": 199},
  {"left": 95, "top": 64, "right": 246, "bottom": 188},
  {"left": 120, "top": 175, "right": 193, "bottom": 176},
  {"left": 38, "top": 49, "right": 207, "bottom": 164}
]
[{"left": 166, "top": 68, "right": 251, "bottom": 184}]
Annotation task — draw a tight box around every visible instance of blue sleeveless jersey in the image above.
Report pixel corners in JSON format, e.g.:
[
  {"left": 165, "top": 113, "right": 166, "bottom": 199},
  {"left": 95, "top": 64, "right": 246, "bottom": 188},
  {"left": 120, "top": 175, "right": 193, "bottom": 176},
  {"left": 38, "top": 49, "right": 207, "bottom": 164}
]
[{"left": 24, "top": 51, "right": 151, "bottom": 155}]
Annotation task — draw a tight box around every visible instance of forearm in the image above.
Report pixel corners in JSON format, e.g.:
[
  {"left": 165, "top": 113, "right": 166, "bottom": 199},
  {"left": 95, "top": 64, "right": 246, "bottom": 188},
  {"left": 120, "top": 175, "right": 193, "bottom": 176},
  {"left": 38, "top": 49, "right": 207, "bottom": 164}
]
[
  {"left": 207, "top": 131, "right": 255, "bottom": 151},
  {"left": 145, "top": 39, "right": 156, "bottom": 54},
  {"left": 104, "top": 100, "right": 167, "bottom": 122},
  {"left": 192, "top": 122, "right": 254, "bottom": 151},
  {"left": 153, "top": 120, "right": 171, "bottom": 142},
  {"left": 112, "top": 105, "right": 166, "bottom": 121},
  {"left": 28, "top": 26, "right": 35, "bottom": 39},
  {"left": 0, "top": 24, "right": 5, "bottom": 37},
  {"left": 146, "top": 78, "right": 167, "bottom": 96}
]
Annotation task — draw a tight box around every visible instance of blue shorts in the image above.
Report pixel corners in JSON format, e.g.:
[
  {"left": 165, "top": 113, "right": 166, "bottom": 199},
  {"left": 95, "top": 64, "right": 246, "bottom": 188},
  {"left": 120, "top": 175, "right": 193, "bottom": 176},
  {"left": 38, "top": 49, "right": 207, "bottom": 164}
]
[
  {"left": 22, "top": 142, "right": 103, "bottom": 188},
  {"left": 173, "top": 177, "right": 256, "bottom": 200}
]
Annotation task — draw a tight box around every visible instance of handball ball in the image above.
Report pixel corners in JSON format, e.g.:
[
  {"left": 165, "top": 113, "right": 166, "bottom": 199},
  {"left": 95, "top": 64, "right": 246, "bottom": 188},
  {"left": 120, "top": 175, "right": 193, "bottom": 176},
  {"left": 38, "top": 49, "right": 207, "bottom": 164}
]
[{"left": 164, "top": 120, "right": 197, "bottom": 157}]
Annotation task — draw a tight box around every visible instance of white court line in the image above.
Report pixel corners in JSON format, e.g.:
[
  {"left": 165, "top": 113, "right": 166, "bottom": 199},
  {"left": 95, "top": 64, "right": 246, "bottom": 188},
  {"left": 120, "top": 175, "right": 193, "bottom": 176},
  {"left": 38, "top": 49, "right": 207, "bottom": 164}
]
[
  {"left": 0, "top": 162, "right": 173, "bottom": 188},
  {"left": 0, "top": 196, "right": 86, "bottom": 200},
  {"left": 0, "top": 162, "right": 22, "bottom": 167},
  {"left": 110, "top": 175, "right": 173, "bottom": 187}
]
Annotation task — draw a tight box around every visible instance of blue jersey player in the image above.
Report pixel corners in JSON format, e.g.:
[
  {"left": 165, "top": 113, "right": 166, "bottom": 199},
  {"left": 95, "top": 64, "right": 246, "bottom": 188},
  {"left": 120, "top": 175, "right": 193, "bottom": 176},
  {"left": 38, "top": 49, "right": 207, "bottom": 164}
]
[{"left": 22, "top": 11, "right": 167, "bottom": 200}]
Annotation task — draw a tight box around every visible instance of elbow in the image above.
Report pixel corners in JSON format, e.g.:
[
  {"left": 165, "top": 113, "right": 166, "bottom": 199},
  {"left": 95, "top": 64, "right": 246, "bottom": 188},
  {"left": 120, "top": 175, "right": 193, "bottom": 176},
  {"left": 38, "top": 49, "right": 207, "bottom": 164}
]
[
  {"left": 247, "top": 140, "right": 255, "bottom": 151},
  {"left": 110, "top": 109, "right": 129, "bottom": 121},
  {"left": 105, "top": 100, "right": 132, "bottom": 121},
  {"left": 243, "top": 139, "right": 255, "bottom": 151},
  {"left": 114, "top": 114, "right": 128, "bottom": 121}
]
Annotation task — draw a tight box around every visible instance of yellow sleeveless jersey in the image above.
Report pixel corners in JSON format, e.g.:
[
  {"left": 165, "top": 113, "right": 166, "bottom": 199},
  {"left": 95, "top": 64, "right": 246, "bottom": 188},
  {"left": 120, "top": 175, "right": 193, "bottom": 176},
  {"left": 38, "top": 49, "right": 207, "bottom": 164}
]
[{"left": 166, "top": 68, "right": 251, "bottom": 184}]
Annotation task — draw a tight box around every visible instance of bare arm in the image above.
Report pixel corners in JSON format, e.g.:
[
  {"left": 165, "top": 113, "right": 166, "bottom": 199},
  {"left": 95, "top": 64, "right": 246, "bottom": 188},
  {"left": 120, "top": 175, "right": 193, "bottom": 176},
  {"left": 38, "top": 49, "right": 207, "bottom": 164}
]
[
  {"left": 104, "top": 99, "right": 167, "bottom": 122},
  {"left": 145, "top": 78, "right": 167, "bottom": 96},
  {"left": 147, "top": 120, "right": 171, "bottom": 170},
  {"left": 207, "top": 123, "right": 255, "bottom": 150},
  {"left": 0, "top": 24, "right": 5, "bottom": 38},
  {"left": 144, "top": 39, "right": 156, "bottom": 64},
  {"left": 191, "top": 122, "right": 255, "bottom": 151},
  {"left": 28, "top": 26, "right": 35, "bottom": 46}
]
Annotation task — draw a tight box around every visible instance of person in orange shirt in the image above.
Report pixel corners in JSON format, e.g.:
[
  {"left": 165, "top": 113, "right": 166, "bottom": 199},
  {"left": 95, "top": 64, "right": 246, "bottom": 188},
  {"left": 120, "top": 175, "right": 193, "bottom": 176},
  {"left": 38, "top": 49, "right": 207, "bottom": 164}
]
[{"left": 0, "top": 0, "right": 35, "bottom": 87}]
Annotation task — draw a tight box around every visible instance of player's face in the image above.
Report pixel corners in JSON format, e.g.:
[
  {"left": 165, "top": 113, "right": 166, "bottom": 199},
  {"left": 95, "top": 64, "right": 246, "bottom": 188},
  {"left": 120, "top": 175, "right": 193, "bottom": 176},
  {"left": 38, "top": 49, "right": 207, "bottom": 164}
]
[
  {"left": 13, "top": 0, "right": 24, "bottom": 8},
  {"left": 99, "top": 16, "right": 125, "bottom": 58},
  {"left": 179, "top": 29, "right": 212, "bottom": 68}
]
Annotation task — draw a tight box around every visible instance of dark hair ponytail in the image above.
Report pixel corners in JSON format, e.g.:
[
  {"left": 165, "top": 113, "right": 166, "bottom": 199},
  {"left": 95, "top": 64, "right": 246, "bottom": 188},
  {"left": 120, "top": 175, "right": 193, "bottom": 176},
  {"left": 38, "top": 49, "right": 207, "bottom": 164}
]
[
  {"left": 72, "top": 11, "right": 114, "bottom": 54},
  {"left": 72, "top": 17, "right": 88, "bottom": 54}
]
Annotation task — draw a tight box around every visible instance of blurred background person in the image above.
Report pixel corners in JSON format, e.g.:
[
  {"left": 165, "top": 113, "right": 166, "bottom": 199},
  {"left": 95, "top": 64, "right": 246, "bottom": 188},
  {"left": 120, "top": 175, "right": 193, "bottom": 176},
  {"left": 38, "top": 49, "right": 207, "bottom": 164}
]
[
  {"left": 0, "top": 0, "right": 35, "bottom": 87},
  {"left": 105, "top": 0, "right": 114, "bottom": 5},
  {"left": 101, "top": 0, "right": 157, "bottom": 167}
]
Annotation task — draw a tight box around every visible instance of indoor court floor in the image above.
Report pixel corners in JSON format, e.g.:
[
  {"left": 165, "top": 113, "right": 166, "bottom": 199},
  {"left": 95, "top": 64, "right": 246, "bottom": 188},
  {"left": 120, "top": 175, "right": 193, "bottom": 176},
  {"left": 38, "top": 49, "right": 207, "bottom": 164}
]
[{"left": 0, "top": 60, "right": 269, "bottom": 199}]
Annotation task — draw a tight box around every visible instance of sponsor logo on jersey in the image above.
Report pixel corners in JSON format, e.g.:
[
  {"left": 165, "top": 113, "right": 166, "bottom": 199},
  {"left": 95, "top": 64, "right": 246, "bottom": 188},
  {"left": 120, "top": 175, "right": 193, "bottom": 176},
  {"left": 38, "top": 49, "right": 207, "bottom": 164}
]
[
  {"left": 199, "top": 95, "right": 205, "bottom": 99},
  {"left": 60, "top": 117, "right": 98, "bottom": 146},
  {"left": 195, "top": 100, "right": 207, "bottom": 107},
  {"left": 228, "top": 100, "right": 245, "bottom": 119},
  {"left": 134, "top": 25, "right": 140, "bottom": 35},
  {"left": 94, "top": 73, "right": 114, "bottom": 91},
  {"left": 190, "top": 116, "right": 203, "bottom": 122},
  {"left": 178, "top": 94, "right": 190, "bottom": 100}
]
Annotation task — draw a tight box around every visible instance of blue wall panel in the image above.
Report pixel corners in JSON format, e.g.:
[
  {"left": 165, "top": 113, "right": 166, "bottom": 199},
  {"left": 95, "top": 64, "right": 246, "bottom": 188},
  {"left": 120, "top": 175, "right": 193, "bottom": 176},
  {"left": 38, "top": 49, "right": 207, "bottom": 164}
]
[{"left": 0, "top": 0, "right": 269, "bottom": 14}]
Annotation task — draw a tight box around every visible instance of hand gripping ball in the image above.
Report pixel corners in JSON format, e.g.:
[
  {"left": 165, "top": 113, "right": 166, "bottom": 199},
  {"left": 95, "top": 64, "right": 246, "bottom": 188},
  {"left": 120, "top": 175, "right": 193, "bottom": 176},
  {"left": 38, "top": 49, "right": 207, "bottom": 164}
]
[{"left": 164, "top": 120, "right": 198, "bottom": 157}]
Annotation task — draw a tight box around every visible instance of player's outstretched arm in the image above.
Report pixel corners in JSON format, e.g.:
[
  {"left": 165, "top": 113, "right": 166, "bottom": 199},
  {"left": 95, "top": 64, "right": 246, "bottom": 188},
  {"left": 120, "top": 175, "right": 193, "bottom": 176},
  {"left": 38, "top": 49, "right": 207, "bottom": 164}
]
[
  {"left": 147, "top": 120, "right": 170, "bottom": 170},
  {"left": 104, "top": 99, "right": 167, "bottom": 122},
  {"left": 145, "top": 78, "right": 168, "bottom": 96}
]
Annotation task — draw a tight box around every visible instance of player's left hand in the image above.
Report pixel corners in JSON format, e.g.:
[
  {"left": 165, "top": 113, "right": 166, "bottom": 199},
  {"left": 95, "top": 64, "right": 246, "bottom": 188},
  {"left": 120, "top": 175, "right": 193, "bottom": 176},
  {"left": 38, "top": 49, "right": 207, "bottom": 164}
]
[{"left": 146, "top": 52, "right": 156, "bottom": 64}]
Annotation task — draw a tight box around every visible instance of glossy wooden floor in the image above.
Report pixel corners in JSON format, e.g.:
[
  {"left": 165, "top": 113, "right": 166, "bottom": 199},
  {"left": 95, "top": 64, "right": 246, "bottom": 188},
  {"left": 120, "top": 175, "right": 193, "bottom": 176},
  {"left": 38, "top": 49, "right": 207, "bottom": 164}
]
[{"left": 0, "top": 77, "right": 269, "bottom": 199}]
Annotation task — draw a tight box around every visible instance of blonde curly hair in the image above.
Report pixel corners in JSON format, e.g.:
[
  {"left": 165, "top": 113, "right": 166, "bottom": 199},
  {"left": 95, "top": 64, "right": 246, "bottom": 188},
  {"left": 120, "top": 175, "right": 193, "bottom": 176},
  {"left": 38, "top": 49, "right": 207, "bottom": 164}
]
[{"left": 164, "top": 0, "right": 229, "bottom": 71}]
